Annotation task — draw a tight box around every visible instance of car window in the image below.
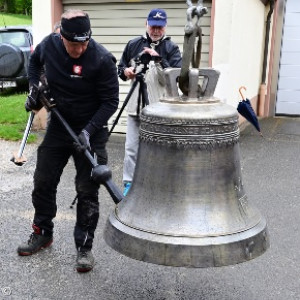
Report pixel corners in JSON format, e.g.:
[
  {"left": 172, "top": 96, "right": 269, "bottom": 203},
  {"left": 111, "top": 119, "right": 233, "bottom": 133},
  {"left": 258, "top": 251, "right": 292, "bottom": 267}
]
[{"left": 0, "top": 31, "right": 31, "bottom": 47}]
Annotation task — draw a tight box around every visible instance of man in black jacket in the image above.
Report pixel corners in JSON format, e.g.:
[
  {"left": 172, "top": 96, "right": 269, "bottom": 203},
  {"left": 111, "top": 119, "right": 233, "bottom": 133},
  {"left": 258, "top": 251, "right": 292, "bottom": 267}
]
[
  {"left": 118, "top": 8, "right": 182, "bottom": 196},
  {"left": 17, "top": 9, "right": 119, "bottom": 273}
]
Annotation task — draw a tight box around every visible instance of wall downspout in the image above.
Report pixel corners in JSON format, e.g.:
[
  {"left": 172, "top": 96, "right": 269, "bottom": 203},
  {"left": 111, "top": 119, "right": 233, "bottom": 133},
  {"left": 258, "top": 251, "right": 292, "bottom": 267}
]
[
  {"left": 51, "top": 0, "right": 63, "bottom": 28},
  {"left": 259, "top": 0, "right": 275, "bottom": 117},
  {"left": 209, "top": 0, "right": 216, "bottom": 67}
]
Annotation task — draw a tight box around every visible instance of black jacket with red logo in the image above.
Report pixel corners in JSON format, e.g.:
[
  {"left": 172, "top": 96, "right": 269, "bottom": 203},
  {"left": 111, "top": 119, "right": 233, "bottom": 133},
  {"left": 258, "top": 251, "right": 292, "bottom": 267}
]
[{"left": 28, "top": 33, "right": 119, "bottom": 135}]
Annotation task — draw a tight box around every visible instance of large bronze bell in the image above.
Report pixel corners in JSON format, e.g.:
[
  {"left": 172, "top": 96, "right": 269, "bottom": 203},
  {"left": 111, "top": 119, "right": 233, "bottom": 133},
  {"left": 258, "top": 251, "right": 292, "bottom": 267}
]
[{"left": 104, "top": 68, "right": 269, "bottom": 267}]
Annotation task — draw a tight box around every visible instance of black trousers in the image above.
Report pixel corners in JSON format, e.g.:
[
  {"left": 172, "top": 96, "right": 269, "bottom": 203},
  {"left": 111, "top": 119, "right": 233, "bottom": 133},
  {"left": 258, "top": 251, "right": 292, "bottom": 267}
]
[{"left": 32, "top": 124, "right": 108, "bottom": 251}]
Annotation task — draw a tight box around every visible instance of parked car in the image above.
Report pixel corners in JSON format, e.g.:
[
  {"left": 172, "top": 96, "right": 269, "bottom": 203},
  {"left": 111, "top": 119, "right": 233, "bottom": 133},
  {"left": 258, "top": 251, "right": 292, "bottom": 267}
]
[{"left": 0, "top": 26, "right": 33, "bottom": 92}]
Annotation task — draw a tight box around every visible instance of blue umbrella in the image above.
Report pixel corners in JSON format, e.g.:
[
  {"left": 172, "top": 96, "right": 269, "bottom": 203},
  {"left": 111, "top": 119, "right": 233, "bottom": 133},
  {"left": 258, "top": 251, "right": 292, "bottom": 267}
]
[{"left": 237, "top": 86, "right": 262, "bottom": 135}]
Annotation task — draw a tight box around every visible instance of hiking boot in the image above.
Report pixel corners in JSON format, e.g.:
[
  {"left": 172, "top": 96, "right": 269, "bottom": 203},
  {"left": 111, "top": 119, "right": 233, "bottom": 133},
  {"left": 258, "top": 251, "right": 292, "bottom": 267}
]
[
  {"left": 123, "top": 182, "right": 131, "bottom": 196},
  {"left": 76, "top": 250, "right": 94, "bottom": 273},
  {"left": 17, "top": 224, "right": 53, "bottom": 256}
]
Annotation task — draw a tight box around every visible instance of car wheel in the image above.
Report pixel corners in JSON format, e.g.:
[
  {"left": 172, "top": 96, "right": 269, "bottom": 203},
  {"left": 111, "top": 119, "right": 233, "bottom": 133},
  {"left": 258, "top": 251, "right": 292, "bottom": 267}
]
[{"left": 0, "top": 43, "right": 24, "bottom": 77}]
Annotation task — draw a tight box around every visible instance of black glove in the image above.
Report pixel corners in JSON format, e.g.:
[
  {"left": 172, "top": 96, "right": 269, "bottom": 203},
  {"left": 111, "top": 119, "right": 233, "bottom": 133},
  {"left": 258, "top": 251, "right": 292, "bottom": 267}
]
[
  {"left": 74, "top": 129, "right": 91, "bottom": 153},
  {"left": 25, "top": 84, "right": 43, "bottom": 112}
]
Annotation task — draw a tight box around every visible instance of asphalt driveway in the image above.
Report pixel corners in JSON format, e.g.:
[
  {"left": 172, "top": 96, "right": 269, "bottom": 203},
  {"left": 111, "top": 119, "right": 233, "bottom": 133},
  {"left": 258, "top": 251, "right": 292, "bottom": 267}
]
[{"left": 0, "top": 116, "right": 300, "bottom": 300}]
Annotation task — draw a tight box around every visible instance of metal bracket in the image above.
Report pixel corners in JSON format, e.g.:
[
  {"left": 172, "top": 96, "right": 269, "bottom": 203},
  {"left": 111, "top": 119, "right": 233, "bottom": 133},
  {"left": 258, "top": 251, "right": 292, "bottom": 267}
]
[
  {"left": 179, "top": 1, "right": 208, "bottom": 95},
  {"left": 164, "top": 68, "right": 181, "bottom": 98},
  {"left": 164, "top": 67, "right": 220, "bottom": 100},
  {"left": 198, "top": 68, "right": 220, "bottom": 98}
]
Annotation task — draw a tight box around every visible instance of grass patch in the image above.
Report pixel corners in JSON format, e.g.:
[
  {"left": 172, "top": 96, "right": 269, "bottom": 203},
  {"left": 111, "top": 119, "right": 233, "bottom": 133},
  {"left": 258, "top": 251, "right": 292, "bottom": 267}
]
[
  {"left": 1, "top": 13, "right": 32, "bottom": 26},
  {"left": 0, "top": 93, "right": 37, "bottom": 142}
]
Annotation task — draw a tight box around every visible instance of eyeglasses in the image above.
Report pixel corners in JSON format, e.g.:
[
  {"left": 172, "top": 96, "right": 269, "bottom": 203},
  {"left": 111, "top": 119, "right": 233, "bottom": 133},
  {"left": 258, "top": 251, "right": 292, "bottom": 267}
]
[{"left": 149, "top": 26, "right": 165, "bottom": 31}]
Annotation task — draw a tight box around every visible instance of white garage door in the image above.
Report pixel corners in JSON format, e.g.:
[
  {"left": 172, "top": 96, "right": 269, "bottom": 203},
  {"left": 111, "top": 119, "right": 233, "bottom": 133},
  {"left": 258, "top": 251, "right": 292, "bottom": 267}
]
[
  {"left": 276, "top": 0, "right": 300, "bottom": 115},
  {"left": 62, "top": 0, "right": 212, "bottom": 133}
]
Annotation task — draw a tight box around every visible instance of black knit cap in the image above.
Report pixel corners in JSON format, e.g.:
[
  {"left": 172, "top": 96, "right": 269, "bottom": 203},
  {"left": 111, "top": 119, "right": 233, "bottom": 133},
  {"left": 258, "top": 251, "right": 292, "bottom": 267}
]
[{"left": 60, "top": 15, "right": 91, "bottom": 42}]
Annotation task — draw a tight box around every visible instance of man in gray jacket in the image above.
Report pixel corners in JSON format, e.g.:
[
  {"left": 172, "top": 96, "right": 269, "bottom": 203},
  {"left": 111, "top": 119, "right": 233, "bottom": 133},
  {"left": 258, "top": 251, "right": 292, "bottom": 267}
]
[{"left": 118, "top": 8, "right": 182, "bottom": 196}]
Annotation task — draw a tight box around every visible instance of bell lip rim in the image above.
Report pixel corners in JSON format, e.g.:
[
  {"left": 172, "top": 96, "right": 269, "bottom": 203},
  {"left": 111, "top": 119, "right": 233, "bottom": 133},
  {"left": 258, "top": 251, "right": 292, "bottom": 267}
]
[
  {"left": 104, "top": 213, "right": 269, "bottom": 268},
  {"left": 112, "top": 207, "right": 265, "bottom": 240}
]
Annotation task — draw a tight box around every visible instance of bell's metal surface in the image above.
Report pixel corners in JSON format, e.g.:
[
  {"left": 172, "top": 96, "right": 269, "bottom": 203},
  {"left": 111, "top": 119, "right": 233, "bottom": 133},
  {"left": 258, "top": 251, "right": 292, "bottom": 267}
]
[
  {"left": 105, "top": 0, "right": 269, "bottom": 268},
  {"left": 104, "top": 67, "right": 269, "bottom": 267}
]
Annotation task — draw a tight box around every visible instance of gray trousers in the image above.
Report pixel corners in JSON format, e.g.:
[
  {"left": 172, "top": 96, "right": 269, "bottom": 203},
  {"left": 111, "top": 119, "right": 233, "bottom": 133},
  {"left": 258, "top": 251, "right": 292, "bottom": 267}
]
[{"left": 123, "top": 115, "right": 140, "bottom": 183}]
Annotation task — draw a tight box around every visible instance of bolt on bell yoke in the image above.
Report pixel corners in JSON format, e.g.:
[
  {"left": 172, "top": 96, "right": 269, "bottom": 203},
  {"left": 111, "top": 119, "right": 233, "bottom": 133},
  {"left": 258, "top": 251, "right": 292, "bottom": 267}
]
[{"left": 104, "top": 1, "right": 269, "bottom": 267}]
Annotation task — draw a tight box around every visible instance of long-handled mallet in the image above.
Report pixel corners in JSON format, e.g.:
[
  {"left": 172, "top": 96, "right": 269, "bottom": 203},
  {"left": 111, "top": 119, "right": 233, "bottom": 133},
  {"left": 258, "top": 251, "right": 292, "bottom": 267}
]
[
  {"left": 10, "top": 111, "right": 35, "bottom": 166},
  {"left": 38, "top": 84, "right": 123, "bottom": 204}
]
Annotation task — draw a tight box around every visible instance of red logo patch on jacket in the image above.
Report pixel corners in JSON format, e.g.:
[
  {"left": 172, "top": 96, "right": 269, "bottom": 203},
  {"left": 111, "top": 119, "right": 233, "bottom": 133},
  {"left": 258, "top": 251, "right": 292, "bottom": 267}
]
[{"left": 73, "top": 65, "right": 82, "bottom": 75}]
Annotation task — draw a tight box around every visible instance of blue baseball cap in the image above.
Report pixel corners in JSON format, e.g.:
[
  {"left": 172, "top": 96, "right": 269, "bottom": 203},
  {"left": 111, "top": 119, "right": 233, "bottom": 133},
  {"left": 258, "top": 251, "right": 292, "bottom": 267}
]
[{"left": 147, "top": 9, "right": 167, "bottom": 27}]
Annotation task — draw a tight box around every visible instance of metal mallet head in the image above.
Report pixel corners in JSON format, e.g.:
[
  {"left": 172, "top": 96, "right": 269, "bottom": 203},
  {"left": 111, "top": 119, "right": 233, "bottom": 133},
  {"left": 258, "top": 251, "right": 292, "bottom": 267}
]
[
  {"left": 91, "top": 165, "right": 123, "bottom": 204},
  {"left": 10, "top": 152, "right": 27, "bottom": 166},
  {"left": 91, "top": 164, "right": 112, "bottom": 184}
]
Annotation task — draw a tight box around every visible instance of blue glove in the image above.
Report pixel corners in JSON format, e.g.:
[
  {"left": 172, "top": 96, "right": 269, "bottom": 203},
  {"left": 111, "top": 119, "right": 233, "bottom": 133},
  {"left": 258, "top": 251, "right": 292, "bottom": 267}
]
[{"left": 74, "top": 129, "right": 91, "bottom": 153}]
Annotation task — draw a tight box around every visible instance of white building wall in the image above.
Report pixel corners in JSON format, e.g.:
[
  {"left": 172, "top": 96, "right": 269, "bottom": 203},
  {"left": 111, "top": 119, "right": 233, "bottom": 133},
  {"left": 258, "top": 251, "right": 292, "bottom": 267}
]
[
  {"left": 32, "top": 0, "right": 53, "bottom": 46},
  {"left": 213, "top": 0, "right": 265, "bottom": 108}
]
